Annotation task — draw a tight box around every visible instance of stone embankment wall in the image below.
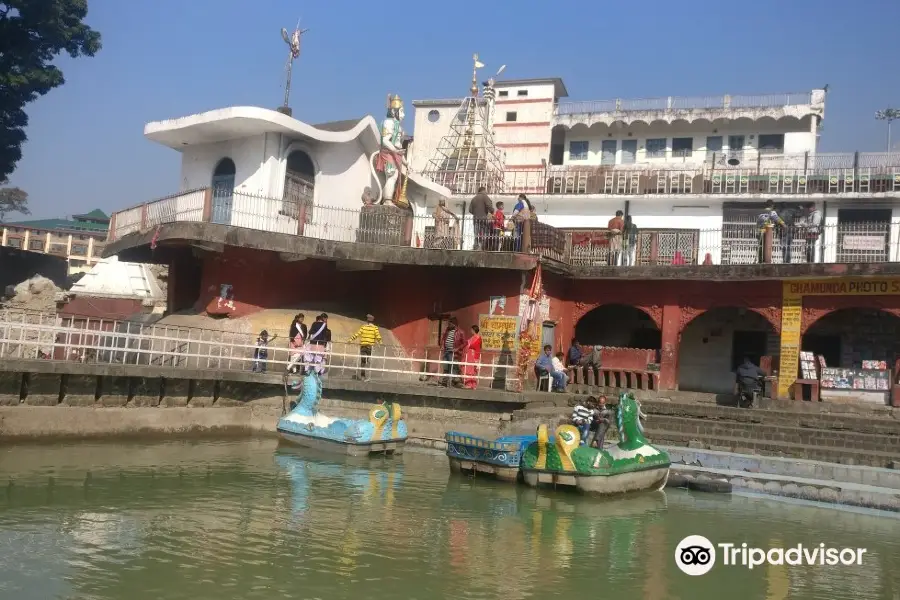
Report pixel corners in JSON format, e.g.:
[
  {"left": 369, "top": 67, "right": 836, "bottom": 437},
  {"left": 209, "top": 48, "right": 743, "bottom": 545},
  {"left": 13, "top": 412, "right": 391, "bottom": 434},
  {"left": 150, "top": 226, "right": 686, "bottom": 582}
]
[{"left": 1, "top": 359, "right": 899, "bottom": 473}]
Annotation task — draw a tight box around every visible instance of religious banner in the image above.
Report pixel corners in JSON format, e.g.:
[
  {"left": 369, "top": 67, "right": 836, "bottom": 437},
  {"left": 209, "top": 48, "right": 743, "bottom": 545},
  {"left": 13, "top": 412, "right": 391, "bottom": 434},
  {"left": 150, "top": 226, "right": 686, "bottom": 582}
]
[
  {"left": 489, "top": 296, "right": 506, "bottom": 315},
  {"left": 777, "top": 287, "right": 802, "bottom": 398},
  {"left": 478, "top": 314, "right": 520, "bottom": 351}
]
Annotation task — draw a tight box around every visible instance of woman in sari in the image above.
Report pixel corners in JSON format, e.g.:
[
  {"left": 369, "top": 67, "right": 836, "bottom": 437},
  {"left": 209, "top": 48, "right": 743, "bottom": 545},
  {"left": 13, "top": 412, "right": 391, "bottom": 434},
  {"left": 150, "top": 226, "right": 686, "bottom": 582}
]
[
  {"left": 462, "top": 325, "right": 482, "bottom": 389},
  {"left": 511, "top": 194, "right": 534, "bottom": 251},
  {"left": 433, "top": 199, "right": 459, "bottom": 249}
]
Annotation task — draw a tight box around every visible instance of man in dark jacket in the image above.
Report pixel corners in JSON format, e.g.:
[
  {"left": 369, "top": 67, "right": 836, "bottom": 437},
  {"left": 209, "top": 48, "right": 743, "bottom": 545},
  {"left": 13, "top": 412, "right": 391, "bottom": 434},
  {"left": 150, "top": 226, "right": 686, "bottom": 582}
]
[
  {"left": 469, "top": 187, "right": 494, "bottom": 250},
  {"left": 735, "top": 356, "right": 765, "bottom": 395}
]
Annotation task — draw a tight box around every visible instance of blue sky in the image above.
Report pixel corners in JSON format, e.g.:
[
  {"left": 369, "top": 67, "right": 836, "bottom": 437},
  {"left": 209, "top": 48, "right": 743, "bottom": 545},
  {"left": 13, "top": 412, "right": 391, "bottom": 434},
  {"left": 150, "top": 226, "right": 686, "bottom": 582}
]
[{"left": 7, "top": 0, "right": 900, "bottom": 219}]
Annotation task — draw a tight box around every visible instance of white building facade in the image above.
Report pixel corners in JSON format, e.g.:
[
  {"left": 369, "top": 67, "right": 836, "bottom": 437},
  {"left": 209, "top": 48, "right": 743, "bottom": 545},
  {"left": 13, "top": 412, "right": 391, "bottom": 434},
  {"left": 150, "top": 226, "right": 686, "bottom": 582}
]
[{"left": 410, "top": 80, "right": 900, "bottom": 266}]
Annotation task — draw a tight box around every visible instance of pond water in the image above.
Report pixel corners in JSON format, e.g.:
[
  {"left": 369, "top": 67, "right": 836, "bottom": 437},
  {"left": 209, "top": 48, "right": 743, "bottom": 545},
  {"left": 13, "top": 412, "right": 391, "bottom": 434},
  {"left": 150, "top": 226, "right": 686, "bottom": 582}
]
[{"left": 0, "top": 439, "right": 898, "bottom": 600}]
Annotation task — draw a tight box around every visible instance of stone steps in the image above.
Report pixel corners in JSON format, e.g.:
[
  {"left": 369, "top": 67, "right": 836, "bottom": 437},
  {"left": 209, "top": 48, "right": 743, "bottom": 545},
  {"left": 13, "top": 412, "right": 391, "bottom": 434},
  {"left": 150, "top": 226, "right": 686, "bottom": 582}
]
[
  {"left": 644, "top": 414, "right": 900, "bottom": 454},
  {"left": 648, "top": 428, "right": 900, "bottom": 468}
]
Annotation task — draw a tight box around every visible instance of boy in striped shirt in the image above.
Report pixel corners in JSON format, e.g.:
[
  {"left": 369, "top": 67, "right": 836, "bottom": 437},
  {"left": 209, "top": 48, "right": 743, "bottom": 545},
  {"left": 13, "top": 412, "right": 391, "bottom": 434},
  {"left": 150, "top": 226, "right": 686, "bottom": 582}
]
[
  {"left": 571, "top": 401, "right": 593, "bottom": 444},
  {"left": 348, "top": 314, "right": 383, "bottom": 381}
]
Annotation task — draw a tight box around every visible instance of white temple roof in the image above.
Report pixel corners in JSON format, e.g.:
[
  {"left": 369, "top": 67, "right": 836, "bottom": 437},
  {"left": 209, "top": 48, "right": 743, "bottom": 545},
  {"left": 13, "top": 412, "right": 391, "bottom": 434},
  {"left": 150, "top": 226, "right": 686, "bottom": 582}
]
[{"left": 69, "top": 256, "right": 165, "bottom": 300}]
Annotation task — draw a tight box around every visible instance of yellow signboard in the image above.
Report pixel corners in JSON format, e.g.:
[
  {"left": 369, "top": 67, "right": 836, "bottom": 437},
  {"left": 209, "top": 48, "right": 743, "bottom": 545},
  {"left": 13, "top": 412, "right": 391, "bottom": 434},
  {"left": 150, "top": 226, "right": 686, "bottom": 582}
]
[
  {"left": 776, "top": 289, "right": 803, "bottom": 398},
  {"left": 777, "top": 277, "right": 900, "bottom": 397},
  {"left": 784, "top": 278, "right": 900, "bottom": 297},
  {"left": 478, "top": 314, "right": 520, "bottom": 352}
]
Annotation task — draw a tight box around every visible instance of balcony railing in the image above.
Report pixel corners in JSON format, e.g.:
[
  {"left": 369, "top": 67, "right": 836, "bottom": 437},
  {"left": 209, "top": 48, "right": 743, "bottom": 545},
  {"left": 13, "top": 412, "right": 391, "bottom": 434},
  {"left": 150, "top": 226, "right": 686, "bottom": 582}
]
[
  {"left": 505, "top": 151, "right": 900, "bottom": 196},
  {"left": 556, "top": 92, "right": 815, "bottom": 116},
  {"left": 557, "top": 221, "right": 900, "bottom": 267}
]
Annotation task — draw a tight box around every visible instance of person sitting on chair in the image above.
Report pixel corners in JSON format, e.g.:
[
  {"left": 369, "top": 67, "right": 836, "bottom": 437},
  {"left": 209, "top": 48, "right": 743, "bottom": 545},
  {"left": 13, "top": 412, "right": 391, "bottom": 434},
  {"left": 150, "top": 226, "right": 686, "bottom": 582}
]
[
  {"left": 534, "top": 345, "right": 567, "bottom": 392},
  {"left": 735, "top": 356, "right": 766, "bottom": 398}
]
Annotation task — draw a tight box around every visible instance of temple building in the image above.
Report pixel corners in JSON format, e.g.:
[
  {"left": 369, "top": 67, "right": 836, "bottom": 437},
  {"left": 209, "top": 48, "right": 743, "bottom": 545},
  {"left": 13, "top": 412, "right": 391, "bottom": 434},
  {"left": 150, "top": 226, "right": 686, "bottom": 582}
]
[{"left": 103, "top": 55, "right": 900, "bottom": 404}]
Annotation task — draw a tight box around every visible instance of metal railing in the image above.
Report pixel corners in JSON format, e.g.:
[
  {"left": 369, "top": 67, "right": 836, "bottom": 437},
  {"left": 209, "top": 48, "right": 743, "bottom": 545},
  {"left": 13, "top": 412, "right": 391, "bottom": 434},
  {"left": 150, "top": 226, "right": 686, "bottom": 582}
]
[
  {"left": 561, "top": 221, "right": 900, "bottom": 267},
  {"left": 505, "top": 152, "right": 900, "bottom": 195},
  {"left": 556, "top": 92, "right": 815, "bottom": 115},
  {"left": 0, "top": 310, "right": 522, "bottom": 388}
]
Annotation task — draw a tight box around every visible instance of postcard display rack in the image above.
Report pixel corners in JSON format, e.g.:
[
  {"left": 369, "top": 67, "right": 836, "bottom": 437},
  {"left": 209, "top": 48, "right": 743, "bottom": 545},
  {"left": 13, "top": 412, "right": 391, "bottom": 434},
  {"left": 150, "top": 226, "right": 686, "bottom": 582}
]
[{"left": 819, "top": 357, "right": 892, "bottom": 405}]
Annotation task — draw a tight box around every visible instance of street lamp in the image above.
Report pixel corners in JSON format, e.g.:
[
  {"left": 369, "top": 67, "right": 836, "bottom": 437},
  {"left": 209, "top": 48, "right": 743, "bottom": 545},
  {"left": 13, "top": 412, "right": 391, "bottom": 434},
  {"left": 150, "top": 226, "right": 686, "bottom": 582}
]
[{"left": 875, "top": 108, "right": 900, "bottom": 152}]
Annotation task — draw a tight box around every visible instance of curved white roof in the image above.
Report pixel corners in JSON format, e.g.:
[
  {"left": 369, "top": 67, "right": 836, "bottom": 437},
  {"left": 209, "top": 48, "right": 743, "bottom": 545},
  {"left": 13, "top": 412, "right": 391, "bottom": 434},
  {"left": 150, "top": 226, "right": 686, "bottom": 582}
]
[{"left": 144, "top": 105, "right": 451, "bottom": 199}]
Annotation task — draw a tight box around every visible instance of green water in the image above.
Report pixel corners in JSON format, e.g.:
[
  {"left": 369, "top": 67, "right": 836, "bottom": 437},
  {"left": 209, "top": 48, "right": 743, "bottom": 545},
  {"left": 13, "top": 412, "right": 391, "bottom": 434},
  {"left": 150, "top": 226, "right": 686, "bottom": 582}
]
[{"left": 1, "top": 439, "right": 898, "bottom": 600}]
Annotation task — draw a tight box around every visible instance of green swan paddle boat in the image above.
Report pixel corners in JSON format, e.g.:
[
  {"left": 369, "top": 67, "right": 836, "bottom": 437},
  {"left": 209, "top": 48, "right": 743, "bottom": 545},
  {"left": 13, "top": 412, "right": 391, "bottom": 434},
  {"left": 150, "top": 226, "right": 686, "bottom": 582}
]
[{"left": 520, "top": 393, "right": 670, "bottom": 495}]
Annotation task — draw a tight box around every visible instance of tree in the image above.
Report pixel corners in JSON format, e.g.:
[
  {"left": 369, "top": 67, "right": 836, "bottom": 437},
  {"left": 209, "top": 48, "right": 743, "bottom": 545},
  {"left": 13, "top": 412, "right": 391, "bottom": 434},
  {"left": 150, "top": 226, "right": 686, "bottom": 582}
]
[
  {"left": 0, "top": 1, "right": 102, "bottom": 183},
  {"left": 0, "top": 186, "right": 29, "bottom": 223}
]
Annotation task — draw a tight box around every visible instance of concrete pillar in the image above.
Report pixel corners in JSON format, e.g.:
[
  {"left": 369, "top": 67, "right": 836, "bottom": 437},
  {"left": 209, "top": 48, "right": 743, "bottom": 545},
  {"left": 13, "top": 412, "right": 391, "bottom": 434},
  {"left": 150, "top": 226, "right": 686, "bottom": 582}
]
[
  {"left": 129, "top": 377, "right": 162, "bottom": 407},
  {"left": 98, "top": 376, "right": 131, "bottom": 407},
  {"left": 61, "top": 374, "right": 98, "bottom": 406},
  {"left": 24, "top": 373, "right": 62, "bottom": 406},
  {"left": 189, "top": 380, "right": 216, "bottom": 407},
  {"left": 658, "top": 304, "right": 681, "bottom": 390},
  {"left": 1, "top": 227, "right": 7, "bottom": 246},
  {"left": 0, "top": 372, "right": 22, "bottom": 405},
  {"left": 160, "top": 378, "right": 189, "bottom": 407}
]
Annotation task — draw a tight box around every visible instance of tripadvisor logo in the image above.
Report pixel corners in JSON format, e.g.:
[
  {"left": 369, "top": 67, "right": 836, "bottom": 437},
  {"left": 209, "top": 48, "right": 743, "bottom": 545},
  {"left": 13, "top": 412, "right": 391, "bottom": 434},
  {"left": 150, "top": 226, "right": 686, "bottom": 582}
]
[{"left": 675, "top": 535, "right": 867, "bottom": 576}]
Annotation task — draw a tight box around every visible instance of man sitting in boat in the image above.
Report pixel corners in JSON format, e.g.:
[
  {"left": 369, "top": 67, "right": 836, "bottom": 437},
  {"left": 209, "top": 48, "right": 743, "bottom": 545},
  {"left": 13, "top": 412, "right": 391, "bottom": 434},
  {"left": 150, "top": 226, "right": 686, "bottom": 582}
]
[
  {"left": 571, "top": 401, "right": 593, "bottom": 444},
  {"left": 587, "top": 395, "right": 612, "bottom": 448}
]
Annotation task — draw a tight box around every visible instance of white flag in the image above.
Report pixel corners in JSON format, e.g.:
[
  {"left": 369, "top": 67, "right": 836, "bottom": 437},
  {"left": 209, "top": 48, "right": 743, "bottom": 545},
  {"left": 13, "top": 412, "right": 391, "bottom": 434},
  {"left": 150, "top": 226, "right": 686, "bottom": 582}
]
[{"left": 474, "top": 60, "right": 484, "bottom": 69}]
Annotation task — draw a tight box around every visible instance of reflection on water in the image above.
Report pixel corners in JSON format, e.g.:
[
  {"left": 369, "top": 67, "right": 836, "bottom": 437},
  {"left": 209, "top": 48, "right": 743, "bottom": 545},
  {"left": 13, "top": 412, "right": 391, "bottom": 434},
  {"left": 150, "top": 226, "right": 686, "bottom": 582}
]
[{"left": 0, "top": 439, "right": 898, "bottom": 600}]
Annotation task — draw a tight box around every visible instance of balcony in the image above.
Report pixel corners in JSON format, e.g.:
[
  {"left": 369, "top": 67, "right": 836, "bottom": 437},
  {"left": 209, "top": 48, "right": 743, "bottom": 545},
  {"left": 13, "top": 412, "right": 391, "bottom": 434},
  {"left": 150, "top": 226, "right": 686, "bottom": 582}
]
[
  {"left": 554, "top": 91, "right": 822, "bottom": 127},
  {"left": 504, "top": 152, "right": 900, "bottom": 197},
  {"left": 107, "top": 188, "right": 900, "bottom": 279}
]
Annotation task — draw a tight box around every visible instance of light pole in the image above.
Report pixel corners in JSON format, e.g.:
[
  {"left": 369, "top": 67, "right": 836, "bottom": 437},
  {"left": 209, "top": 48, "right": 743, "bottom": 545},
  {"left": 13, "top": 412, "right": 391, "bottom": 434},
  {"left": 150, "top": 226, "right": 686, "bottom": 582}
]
[{"left": 875, "top": 108, "right": 900, "bottom": 152}]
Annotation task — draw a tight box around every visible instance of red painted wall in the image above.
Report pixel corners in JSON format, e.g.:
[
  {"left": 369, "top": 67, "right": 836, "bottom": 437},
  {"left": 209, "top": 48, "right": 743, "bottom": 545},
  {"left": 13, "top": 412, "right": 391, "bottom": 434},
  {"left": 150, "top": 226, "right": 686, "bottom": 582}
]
[{"left": 59, "top": 296, "right": 145, "bottom": 320}]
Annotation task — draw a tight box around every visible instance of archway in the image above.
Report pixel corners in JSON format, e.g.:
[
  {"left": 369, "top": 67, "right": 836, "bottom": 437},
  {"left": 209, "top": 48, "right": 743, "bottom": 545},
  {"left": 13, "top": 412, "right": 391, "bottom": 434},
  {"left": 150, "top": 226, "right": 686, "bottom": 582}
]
[
  {"left": 211, "top": 158, "right": 236, "bottom": 224},
  {"left": 802, "top": 308, "right": 900, "bottom": 369},
  {"left": 574, "top": 304, "right": 661, "bottom": 350},
  {"left": 678, "top": 307, "right": 777, "bottom": 394},
  {"left": 283, "top": 149, "right": 315, "bottom": 223}
]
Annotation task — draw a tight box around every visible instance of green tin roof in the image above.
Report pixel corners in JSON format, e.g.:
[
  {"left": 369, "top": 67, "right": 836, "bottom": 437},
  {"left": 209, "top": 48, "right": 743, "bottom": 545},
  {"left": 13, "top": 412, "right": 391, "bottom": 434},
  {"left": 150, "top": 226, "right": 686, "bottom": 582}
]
[{"left": 4, "top": 208, "right": 110, "bottom": 233}]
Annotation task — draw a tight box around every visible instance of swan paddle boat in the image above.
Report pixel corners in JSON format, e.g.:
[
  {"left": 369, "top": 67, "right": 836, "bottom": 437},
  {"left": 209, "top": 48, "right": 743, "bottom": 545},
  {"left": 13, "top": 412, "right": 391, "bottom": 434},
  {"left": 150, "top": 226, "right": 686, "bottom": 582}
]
[
  {"left": 277, "top": 372, "right": 407, "bottom": 456},
  {"left": 520, "top": 393, "right": 669, "bottom": 495}
]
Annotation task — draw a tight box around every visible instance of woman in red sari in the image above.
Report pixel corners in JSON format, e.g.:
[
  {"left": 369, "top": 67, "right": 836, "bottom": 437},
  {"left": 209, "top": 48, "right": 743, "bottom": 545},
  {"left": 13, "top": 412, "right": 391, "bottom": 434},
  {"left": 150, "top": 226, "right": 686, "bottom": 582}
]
[{"left": 463, "top": 325, "right": 482, "bottom": 389}]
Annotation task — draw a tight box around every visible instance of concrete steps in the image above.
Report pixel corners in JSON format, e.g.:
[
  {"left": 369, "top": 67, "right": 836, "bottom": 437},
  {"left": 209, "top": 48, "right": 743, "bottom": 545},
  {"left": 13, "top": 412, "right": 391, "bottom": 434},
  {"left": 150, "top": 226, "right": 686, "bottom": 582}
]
[{"left": 511, "top": 398, "right": 900, "bottom": 469}]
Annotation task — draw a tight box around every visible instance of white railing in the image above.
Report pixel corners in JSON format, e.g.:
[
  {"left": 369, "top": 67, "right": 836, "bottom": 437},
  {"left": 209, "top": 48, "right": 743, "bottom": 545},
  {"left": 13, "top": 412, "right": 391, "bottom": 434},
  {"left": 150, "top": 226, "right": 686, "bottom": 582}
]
[
  {"left": 556, "top": 92, "right": 814, "bottom": 115},
  {"left": 0, "top": 312, "right": 522, "bottom": 388}
]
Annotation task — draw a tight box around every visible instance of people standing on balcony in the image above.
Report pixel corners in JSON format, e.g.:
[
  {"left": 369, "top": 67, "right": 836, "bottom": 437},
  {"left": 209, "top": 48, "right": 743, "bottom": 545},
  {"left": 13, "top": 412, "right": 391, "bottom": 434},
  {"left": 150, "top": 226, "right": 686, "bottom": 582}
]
[
  {"left": 433, "top": 199, "right": 459, "bottom": 250},
  {"left": 756, "top": 200, "right": 785, "bottom": 263},
  {"left": 607, "top": 210, "right": 625, "bottom": 266},
  {"left": 348, "top": 314, "right": 382, "bottom": 381},
  {"left": 622, "top": 215, "right": 638, "bottom": 266},
  {"left": 492, "top": 201, "right": 506, "bottom": 251},
  {"left": 469, "top": 187, "right": 494, "bottom": 250},
  {"left": 511, "top": 194, "right": 534, "bottom": 251},
  {"left": 801, "top": 202, "right": 822, "bottom": 263},
  {"left": 462, "top": 325, "right": 482, "bottom": 389},
  {"left": 780, "top": 203, "right": 799, "bottom": 264}
]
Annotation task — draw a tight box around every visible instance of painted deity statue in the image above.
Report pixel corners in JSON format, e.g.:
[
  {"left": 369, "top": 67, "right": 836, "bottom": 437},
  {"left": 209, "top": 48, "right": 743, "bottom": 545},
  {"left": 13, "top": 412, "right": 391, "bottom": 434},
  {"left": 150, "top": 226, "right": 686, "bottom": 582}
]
[{"left": 368, "top": 94, "right": 408, "bottom": 207}]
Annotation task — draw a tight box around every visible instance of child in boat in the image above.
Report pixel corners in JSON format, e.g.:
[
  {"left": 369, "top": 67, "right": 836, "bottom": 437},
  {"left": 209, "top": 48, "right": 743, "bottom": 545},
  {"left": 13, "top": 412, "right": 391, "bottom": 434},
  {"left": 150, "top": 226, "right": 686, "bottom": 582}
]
[
  {"left": 571, "top": 400, "right": 593, "bottom": 444},
  {"left": 588, "top": 395, "right": 612, "bottom": 448}
]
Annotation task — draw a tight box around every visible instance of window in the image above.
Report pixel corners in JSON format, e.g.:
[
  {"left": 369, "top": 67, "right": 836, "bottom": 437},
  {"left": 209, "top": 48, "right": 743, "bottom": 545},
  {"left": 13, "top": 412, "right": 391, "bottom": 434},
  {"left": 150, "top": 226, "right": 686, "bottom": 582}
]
[
  {"left": 505, "top": 111, "right": 517, "bottom": 122},
  {"left": 672, "top": 137, "right": 693, "bottom": 158},
  {"left": 646, "top": 138, "right": 666, "bottom": 158},
  {"left": 427, "top": 110, "right": 440, "bottom": 123},
  {"left": 517, "top": 90, "right": 528, "bottom": 97},
  {"left": 621, "top": 139, "right": 637, "bottom": 164},
  {"left": 569, "top": 141, "right": 589, "bottom": 161},
  {"left": 706, "top": 136, "right": 723, "bottom": 153},
  {"left": 757, "top": 134, "right": 785, "bottom": 154},
  {"left": 601, "top": 140, "right": 617, "bottom": 165},
  {"left": 498, "top": 90, "right": 508, "bottom": 97},
  {"left": 71, "top": 244, "right": 87, "bottom": 256},
  {"left": 29, "top": 239, "right": 45, "bottom": 251},
  {"left": 6, "top": 237, "right": 21, "bottom": 248},
  {"left": 728, "top": 135, "right": 745, "bottom": 151}
]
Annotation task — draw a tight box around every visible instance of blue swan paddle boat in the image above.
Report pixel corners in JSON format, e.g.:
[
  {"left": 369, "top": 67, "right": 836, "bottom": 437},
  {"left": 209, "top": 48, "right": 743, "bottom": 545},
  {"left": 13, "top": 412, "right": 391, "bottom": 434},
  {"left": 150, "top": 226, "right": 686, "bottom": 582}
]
[{"left": 277, "top": 372, "right": 407, "bottom": 456}]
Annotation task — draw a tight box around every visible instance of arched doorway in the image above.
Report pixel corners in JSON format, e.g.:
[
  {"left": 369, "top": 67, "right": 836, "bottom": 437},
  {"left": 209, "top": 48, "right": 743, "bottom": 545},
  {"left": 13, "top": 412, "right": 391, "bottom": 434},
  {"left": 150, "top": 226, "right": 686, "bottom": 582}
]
[
  {"left": 678, "top": 307, "right": 777, "bottom": 394},
  {"left": 803, "top": 308, "right": 900, "bottom": 369},
  {"left": 211, "top": 158, "right": 236, "bottom": 224},
  {"left": 283, "top": 149, "right": 315, "bottom": 227},
  {"left": 575, "top": 304, "right": 661, "bottom": 349}
]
